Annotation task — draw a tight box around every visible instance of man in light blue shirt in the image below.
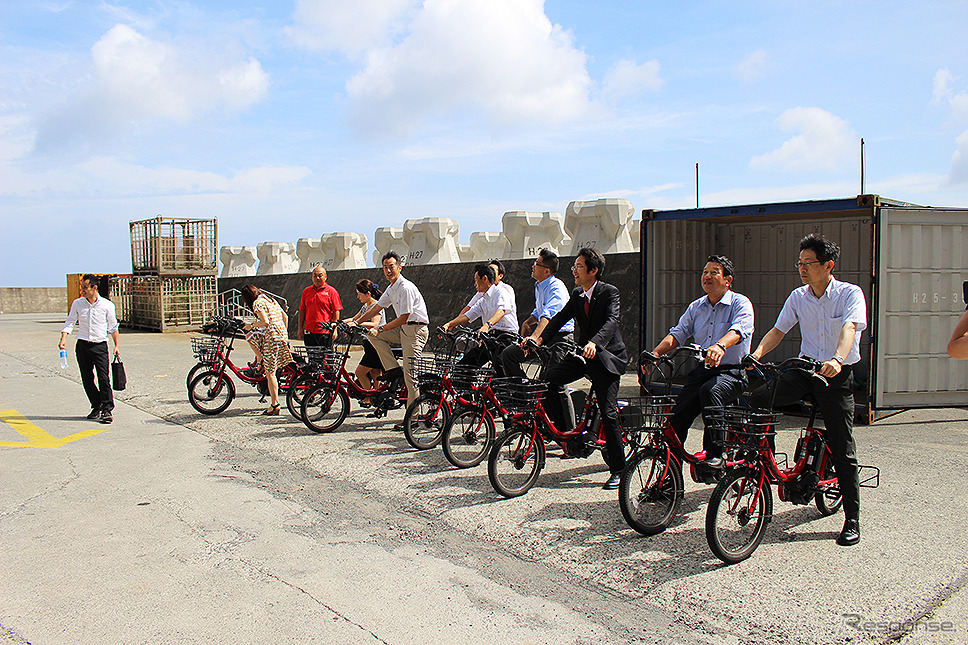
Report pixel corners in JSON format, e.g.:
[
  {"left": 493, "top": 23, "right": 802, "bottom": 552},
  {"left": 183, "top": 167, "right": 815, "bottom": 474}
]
[
  {"left": 501, "top": 249, "right": 574, "bottom": 378},
  {"left": 749, "top": 234, "right": 867, "bottom": 547},
  {"left": 649, "top": 255, "right": 754, "bottom": 467}
]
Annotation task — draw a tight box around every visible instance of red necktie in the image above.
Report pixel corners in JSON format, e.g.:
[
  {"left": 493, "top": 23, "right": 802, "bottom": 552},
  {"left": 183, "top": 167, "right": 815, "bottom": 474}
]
[{"left": 584, "top": 297, "right": 590, "bottom": 316}]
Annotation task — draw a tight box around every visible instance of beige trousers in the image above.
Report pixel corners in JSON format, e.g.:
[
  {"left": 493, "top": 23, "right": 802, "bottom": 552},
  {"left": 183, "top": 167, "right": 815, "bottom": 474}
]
[{"left": 369, "top": 323, "right": 428, "bottom": 406}]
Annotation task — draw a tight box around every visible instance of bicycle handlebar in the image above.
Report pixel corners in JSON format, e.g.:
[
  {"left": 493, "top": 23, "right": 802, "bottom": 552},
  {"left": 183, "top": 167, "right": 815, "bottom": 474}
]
[{"left": 742, "top": 354, "right": 828, "bottom": 386}]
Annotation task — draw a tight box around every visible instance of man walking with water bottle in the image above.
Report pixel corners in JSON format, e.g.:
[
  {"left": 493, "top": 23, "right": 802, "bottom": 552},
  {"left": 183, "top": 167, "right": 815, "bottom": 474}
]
[{"left": 59, "top": 275, "right": 120, "bottom": 424}]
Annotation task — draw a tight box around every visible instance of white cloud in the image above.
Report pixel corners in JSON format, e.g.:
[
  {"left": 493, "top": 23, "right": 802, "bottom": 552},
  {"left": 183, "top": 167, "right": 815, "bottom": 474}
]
[
  {"left": 750, "top": 107, "right": 857, "bottom": 172},
  {"left": 0, "top": 154, "right": 311, "bottom": 199},
  {"left": 344, "top": 0, "right": 593, "bottom": 138},
  {"left": 734, "top": 49, "right": 769, "bottom": 84},
  {"left": 602, "top": 59, "right": 663, "bottom": 101},
  {"left": 287, "top": 0, "right": 418, "bottom": 56},
  {"left": 33, "top": 24, "right": 269, "bottom": 153},
  {"left": 949, "top": 130, "right": 968, "bottom": 185},
  {"left": 933, "top": 68, "right": 953, "bottom": 103}
]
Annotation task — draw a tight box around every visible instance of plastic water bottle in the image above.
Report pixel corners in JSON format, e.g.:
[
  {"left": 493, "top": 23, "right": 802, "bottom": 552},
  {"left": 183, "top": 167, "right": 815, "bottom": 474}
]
[{"left": 59, "top": 349, "right": 68, "bottom": 369}]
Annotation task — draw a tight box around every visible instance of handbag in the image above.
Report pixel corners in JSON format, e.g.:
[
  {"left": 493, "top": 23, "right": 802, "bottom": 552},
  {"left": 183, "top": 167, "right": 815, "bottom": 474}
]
[{"left": 112, "top": 354, "right": 127, "bottom": 391}]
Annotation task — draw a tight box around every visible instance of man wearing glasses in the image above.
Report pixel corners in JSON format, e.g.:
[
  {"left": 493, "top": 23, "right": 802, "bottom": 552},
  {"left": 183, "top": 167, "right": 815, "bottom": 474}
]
[
  {"left": 534, "top": 248, "right": 628, "bottom": 490},
  {"left": 501, "top": 249, "right": 574, "bottom": 378},
  {"left": 748, "top": 234, "right": 867, "bottom": 546}
]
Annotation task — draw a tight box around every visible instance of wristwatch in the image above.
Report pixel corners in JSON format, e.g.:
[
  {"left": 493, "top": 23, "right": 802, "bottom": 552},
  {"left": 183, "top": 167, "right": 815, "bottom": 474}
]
[
  {"left": 832, "top": 355, "right": 845, "bottom": 365},
  {"left": 378, "top": 325, "right": 384, "bottom": 333},
  {"left": 715, "top": 342, "right": 727, "bottom": 352}
]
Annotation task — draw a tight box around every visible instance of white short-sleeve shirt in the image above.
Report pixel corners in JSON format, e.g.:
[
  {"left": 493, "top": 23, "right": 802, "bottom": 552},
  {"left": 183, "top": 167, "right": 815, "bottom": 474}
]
[
  {"left": 377, "top": 275, "right": 429, "bottom": 325},
  {"left": 774, "top": 278, "right": 867, "bottom": 364}
]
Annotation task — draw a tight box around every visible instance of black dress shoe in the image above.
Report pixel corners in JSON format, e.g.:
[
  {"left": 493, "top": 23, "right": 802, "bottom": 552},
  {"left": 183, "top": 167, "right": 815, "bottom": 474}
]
[
  {"left": 99, "top": 411, "right": 113, "bottom": 424},
  {"left": 602, "top": 473, "right": 622, "bottom": 490},
  {"left": 86, "top": 409, "right": 101, "bottom": 419},
  {"left": 836, "top": 518, "right": 860, "bottom": 546}
]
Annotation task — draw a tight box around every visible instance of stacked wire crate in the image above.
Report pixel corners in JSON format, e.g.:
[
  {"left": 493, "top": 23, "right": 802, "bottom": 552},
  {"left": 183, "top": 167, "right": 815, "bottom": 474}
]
[{"left": 115, "top": 218, "right": 218, "bottom": 331}]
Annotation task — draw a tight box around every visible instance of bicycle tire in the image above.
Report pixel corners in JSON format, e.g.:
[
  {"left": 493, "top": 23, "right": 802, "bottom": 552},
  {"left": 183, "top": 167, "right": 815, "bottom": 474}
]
[
  {"left": 814, "top": 455, "right": 844, "bottom": 516},
  {"left": 300, "top": 383, "right": 349, "bottom": 433},
  {"left": 286, "top": 371, "right": 320, "bottom": 420},
  {"left": 187, "top": 370, "right": 236, "bottom": 415},
  {"left": 487, "top": 426, "right": 544, "bottom": 498},
  {"left": 403, "top": 393, "right": 451, "bottom": 450},
  {"left": 706, "top": 467, "right": 772, "bottom": 564},
  {"left": 186, "top": 361, "right": 207, "bottom": 391},
  {"left": 619, "top": 447, "right": 684, "bottom": 536},
  {"left": 442, "top": 405, "right": 496, "bottom": 468}
]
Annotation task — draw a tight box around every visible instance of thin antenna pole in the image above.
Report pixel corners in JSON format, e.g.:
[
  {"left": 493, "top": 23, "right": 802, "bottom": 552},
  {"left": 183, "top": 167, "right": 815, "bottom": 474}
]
[
  {"left": 860, "top": 138, "right": 865, "bottom": 195},
  {"left": 695, "top": 163, "right": 700, "bottom": 208}
]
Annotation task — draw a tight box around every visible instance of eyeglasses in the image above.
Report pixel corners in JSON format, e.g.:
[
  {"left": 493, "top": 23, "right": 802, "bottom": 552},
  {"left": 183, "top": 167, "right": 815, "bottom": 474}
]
[
  {"left": 572, "top": 264, "right": 585, "bottom": 271},
  {"left": 532, "top": 262, "right": 549, "bottom": 269},
  {"left": 795, "top": 260, "right": 821, "bottom": 269}
]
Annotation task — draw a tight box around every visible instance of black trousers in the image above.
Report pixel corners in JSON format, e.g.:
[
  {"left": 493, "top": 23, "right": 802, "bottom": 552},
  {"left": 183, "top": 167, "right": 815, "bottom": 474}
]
[
  {"left": 304, "top": 332, "right": 333, "bottom": 348},
  {"left": 670, "top": 367, "right": 746, "bottom": 454},
  {"left": 543, "top": 355, "right": 625, "bottom": 474},
  {"left": 750, "top": 365, "right": 860, "bottom": 520},
  {"left": 500, "top": 331, "right": 574, "bottom": 379},
  {"left": 76, "top": 340, "right": 113, "bottom": 412}
]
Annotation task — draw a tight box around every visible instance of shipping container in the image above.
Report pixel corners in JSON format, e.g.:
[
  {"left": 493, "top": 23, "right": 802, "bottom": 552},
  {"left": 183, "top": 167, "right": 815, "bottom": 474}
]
[
  {"left": 129, "top": 217, "right": 218, "bottom": 276},
  {"left": 66, "top": 273, "right": 124, "bottom": 312},
  {"left": 112, "top": 275, "right": 217, "bottom": 332},
  {"left": 640, "top": 195, "right": 968, "bottom": 422}
]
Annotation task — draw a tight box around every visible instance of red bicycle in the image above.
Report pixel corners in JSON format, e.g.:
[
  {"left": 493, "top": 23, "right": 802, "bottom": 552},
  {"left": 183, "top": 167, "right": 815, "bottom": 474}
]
[
  {"left": 439, "top": 331, "right": 552, "bottom": 469},
  {"left": 704, "top": 356, "right": 880, "bottom": 564},
  {"left": 187, "top": 317, "right": 301, "bottom": 415},
  {"left": 618, "top": 345, "right": 745, "bottom": 535},
  {"left": 485, "top": 340, "right": 643, "bottom": 498},
  {"left": 298, "top": 321, "right": 408, "bottom": 433}
]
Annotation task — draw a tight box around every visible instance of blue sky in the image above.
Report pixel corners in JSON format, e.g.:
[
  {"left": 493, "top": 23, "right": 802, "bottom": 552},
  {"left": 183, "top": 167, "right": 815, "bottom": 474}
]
[{"left": 3, "top": 0, "right": 968, "bottom": 286}]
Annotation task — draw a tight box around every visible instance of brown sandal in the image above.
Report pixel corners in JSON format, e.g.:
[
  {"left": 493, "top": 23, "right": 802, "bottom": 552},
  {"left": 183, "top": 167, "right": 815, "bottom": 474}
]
[{"left": 263, "top": 403, "right": 281, "bottom": 415}]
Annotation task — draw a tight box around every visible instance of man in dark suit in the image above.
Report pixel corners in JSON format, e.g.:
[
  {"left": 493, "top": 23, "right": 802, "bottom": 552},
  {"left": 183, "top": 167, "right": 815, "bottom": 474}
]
[{"left": 532, "top": 247, "right": 628, "bottom": 490}]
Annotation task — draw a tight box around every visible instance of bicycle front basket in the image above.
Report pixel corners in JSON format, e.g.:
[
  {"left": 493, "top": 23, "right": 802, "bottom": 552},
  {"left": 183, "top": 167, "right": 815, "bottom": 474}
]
[
  {"left": 190, "top": 336, "right": 221, "bottom": 364},
  {"left": 618, "top": 395, "right": 676, "bottom": 433},
  {"left": 491, "top": 377, "right": 547, "bottom": 413},
  {"left": 704, "top": 406, "right": 777, "bottom": 451}
]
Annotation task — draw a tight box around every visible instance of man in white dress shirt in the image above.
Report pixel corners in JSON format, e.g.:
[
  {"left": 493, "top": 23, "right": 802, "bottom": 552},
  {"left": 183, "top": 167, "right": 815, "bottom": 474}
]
[
  {"left": 361, "top": 251, "right": 430, "bottom": 411},
  {"left": 749, "top": 234, "right": 867, "bottom": 547},
  {"left": 59, "top": 274, "right": 120, "bottom": 424},
  {"left": 443, "top": 263, "right": 517, "bottom": 369}
]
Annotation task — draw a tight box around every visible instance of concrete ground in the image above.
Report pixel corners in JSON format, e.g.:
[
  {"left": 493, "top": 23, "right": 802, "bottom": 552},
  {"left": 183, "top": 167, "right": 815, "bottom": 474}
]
[{"left": 1, "top": 313, "right": 966, "bottom": 645}]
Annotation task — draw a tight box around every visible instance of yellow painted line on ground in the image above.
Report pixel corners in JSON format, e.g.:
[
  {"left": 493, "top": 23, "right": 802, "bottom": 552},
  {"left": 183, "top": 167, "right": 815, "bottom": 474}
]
[{"left": 0, "top": 409, "right": 107, "bottom": 448}]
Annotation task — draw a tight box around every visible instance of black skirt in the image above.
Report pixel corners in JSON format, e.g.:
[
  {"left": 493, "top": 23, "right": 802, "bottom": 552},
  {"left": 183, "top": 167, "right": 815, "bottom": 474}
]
[{"left": 358, "top": 339, "right": 383, "bottom": 370}]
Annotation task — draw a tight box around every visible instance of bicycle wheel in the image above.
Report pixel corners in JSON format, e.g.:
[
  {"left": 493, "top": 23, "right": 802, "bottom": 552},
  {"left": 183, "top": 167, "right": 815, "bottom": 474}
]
[
  {"left": 188, "top": 370, "right": 236, "bottom": 415},
  {"left": 815, "top": 455, "right": 844, "bottom": 516},
  {"left": 403, "top": 392, "right": 450, "bottom": 450},
  {"left": 186, "top": 361, "right": 207, "bottom": 391},
  {"left": 300, "top": 383, "right": 349, "bottom": 433},
  {"left": 619, "top": 447, "right": 684, "bottom": 536},
  {"left": 442, "top": 406, "right": 495, "bottom": 468},
  {"left": 286, "top": 372, "right": 318, "bottom": 420},
  {"left": 487, "top": 426, "right": 544, "bottom": 498},
  {"left": 705, "top": 467, "right": 772, "bottom": 564}
]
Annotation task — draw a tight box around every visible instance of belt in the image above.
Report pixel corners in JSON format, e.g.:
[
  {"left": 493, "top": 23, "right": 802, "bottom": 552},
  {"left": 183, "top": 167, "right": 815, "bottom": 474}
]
[
  {"left": 78, "top": 338, "right": 107, "bottom": 344},
  {"left": 406, "top": 321, "right": 427, "bottom": 326}
]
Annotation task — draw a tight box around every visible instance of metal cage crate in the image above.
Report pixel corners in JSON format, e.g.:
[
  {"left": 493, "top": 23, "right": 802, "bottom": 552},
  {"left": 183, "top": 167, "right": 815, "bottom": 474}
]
[
  {"left": 114, "top": 275, "right": 217, "bottom": 332},
  {"left": 130, "top": 217, "right": 218, "bottom": 275}
]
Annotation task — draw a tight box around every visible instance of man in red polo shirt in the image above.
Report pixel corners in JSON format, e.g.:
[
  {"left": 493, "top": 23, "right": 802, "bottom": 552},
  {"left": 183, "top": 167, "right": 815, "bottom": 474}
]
[{"left": 298, "top": 266, "right": 342, "bottom": 347}]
